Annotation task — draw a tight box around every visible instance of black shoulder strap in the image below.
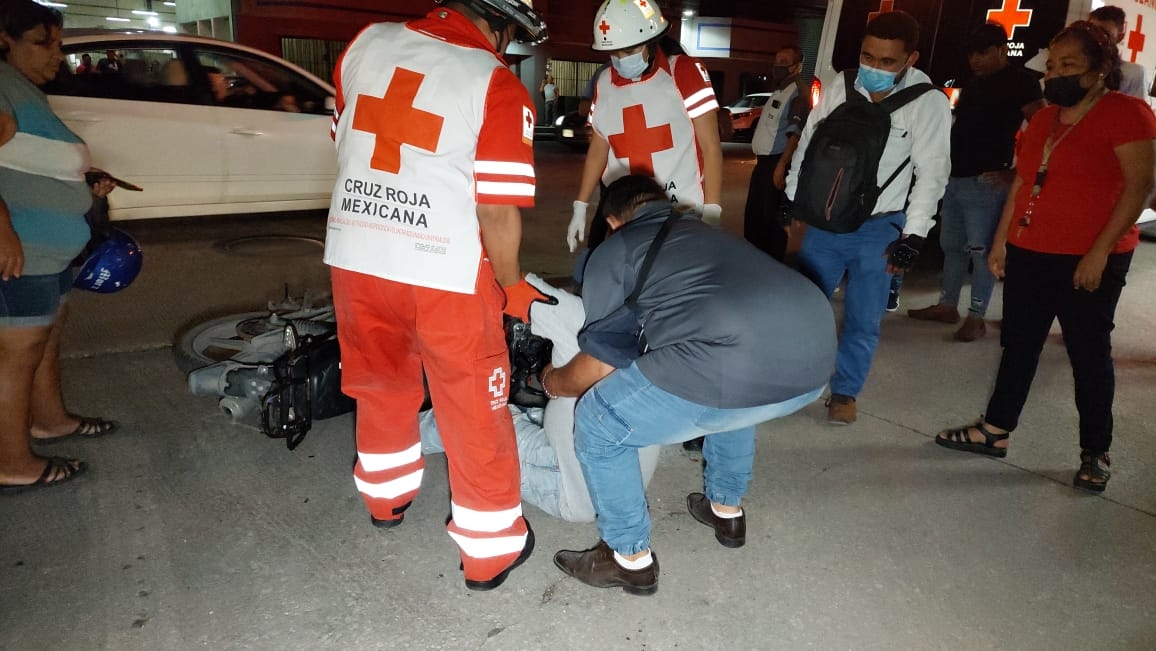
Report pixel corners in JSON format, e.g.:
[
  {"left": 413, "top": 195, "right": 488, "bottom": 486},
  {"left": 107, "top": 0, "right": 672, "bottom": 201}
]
[
  {"left": 843, "top": 70, "right": 864, "bottom": 103},
  {"left": 626, "top": 213, "right": 682, "bottom": 308},
  {"left": 880, "top": 82, "right": 937, "bottom": 114}
]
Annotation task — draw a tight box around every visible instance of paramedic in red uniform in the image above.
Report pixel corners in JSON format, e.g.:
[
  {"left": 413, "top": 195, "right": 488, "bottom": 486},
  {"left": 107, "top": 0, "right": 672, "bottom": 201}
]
[
  {"left": 323, "top": 0, "right": 551, "bottom": 591},
  {"left": 565, "top": 0, "right": 724, "bottom": 255}
]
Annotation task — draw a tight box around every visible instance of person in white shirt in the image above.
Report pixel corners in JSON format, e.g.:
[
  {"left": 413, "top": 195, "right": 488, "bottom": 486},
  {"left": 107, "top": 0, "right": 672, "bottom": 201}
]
[
  {"left": 743, "top": 44, "right": 809, "bottom": 262},
  {"left": 1026, "top": 6, "right": 1148, "bottom": 100},
  {"left": 785, "top": 10, "right": 951, "bottom": 425}
]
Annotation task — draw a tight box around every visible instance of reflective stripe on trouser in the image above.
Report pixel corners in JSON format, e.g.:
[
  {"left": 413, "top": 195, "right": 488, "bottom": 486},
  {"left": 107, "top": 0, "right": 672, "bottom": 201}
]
[{"left": 330, "top": 265, "right": 529, "bottom": 581}]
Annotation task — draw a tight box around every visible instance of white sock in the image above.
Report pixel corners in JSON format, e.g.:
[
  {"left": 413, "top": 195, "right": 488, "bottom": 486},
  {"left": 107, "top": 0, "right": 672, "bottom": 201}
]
[
  {"left": 613, "top": 550, "right": 653, "bottom": 570},
  {"left": 711, "top": 503, "right": 743, "bottom": 519}
]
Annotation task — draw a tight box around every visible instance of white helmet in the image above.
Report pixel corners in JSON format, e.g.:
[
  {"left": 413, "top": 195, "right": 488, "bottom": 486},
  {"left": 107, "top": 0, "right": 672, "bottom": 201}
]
[
  {"left": 591, "top": 0, "right": 670, "bottom": 52},
  {"left": 438, "top": 0, "right": 549, "bottom": 45}
]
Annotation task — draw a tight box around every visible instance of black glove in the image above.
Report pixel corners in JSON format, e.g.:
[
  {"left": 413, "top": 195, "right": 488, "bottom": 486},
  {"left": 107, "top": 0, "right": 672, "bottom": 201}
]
[
  {"left": 886, "top": 234, "right": 924, "bottom": 271},
  {"left": 777, "top": 198, "right": 794, "bottom": 228},
  {"left": 504, "top": 316, "right": 555, "bottom": 408}
]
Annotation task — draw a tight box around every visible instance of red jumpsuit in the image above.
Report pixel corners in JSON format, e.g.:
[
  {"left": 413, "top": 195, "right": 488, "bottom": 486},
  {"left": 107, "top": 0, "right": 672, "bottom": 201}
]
[{"left": 324, "top": 8, "right": 536, "bottom": 583}]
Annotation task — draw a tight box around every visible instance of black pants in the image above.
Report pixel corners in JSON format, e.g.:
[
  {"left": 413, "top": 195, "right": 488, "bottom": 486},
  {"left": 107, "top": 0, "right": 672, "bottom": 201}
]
[
  {"left": 743, "top": 153, "right": 789, "bottom": 262},
  {"left": 985, "top": 245, "right": 1132, "bottom": 454}
]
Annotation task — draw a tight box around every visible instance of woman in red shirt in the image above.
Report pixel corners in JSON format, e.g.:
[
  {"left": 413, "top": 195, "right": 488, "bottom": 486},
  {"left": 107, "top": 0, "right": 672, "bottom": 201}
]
[{"left": 935, "top": 22, "right": 1156, "bottom": 492}]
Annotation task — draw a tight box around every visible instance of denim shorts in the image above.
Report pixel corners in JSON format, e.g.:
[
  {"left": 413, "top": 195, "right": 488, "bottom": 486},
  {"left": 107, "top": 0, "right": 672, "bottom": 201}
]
[{"left": 0, "top": 268, "right": 71, "bottom": 328}]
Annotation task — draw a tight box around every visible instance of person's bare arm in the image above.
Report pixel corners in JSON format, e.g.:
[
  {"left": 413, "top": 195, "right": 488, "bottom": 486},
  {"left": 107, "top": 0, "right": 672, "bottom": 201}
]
[
  {"left": 691, "top": 110, "right": 723, "bottom": 205},
  {"left": 577, "top": 131, "right": 611, "bottom": 204},
  {"left": 477, "top": 203, "right": 523, "bottom": 287},
  {"left": 987, "top": 175, "right": 1023, "bottom": 280},
  {"left": 1073, "top": 139, "right": 1156, "bottom": 291},
  {"left": 541, "top": 352, "right": 615, "bottom": 398},
  {"left": 0, "top": 112, "right": 23, "bottom": 280},
  {"left": 773, "top": 133, "right": 801, "bottom": 190}
]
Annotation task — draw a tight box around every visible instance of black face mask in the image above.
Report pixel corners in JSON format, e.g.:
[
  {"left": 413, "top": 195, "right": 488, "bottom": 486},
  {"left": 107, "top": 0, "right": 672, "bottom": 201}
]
[
  {"left": 1044, "top": 74, "right": 1089, "bottom": 107},
  {"left": 771, "top": 65, "right": 791, "bottom": 83}
]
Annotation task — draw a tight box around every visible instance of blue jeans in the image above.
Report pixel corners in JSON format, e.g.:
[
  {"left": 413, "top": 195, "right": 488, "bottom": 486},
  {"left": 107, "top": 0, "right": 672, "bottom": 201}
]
[
  {"left": 939, "top": 175, "right": 1008, "bottom": 317},
  {"left": 574, "top": 362, "right": 824, "bottom": 555},
  {"left": 798, "top": 212, "right": 904, "bottom": 397}
]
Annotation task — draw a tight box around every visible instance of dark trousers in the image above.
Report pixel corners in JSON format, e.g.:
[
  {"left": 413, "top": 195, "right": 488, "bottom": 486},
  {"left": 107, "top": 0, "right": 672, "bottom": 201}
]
[
  {"left": 743, "top": 154, "right": 789, "bottom": 262},
  {"left": 985, "top": 245, "right": 1132, "bottom": 454}
]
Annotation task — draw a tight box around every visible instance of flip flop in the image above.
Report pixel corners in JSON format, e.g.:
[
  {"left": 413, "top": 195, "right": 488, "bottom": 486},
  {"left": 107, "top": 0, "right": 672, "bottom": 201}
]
[
  {"left": 0, "top": 457, "right": 88, "bottom": 495},
  {"left": 31, "top": 415, "right": 119, "bottom": 444}
]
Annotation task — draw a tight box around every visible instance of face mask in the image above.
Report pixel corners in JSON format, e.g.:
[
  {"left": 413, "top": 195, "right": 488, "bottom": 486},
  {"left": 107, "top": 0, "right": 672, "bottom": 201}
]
[
  {"left": 858, "top": 62, "right": 901, "bottom": 93},
  {"left": 611, "top": 51, "right": 649, "bottom": 79},
  {"left": 1043, "top": 73, "right": 1089, "bottom": 107},
  {"left": 771, "top": 65, "right": 791, "bottom": 83}
]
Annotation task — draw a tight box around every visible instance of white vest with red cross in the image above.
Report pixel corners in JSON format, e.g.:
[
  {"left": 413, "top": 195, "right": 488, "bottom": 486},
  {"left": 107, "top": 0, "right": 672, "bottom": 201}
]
[
  {"left": 590, "top": 51, "right": 718, "bottom": 211},
  {"left": 324, "top": 20, "right": 536, "bottom": 295}
]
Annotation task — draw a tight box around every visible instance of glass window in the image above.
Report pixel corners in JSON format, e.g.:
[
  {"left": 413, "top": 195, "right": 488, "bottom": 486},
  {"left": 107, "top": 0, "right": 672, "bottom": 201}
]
[
  {"left": 193, "top": 48, "right": 331, "bottom": 115},
  {"left": 48, "top": 45, "right": 194, "bottom": 104}
]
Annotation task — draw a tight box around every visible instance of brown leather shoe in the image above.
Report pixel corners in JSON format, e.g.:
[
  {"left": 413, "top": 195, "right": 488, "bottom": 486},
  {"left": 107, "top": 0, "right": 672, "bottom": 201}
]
[
  {"left": 907, "top": 303, "right": 961, "bottom": 324},
  {"left": 954, "top": 315, "right": 987, "bottom": 342},
  {"left": 826, "top": 394, "right": 856, "bottom": 425},
  {"left": 553, "top": 541, "right": 658, "bottom": 596},
  {"left": 686, "top": 492, "right": 745, "bottom": 548}
]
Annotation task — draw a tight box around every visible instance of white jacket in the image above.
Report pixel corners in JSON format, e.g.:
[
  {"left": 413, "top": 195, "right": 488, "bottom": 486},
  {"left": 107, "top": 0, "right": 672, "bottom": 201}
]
[{"left": 786, "top": 67, "right": 952, "bottom": 238}]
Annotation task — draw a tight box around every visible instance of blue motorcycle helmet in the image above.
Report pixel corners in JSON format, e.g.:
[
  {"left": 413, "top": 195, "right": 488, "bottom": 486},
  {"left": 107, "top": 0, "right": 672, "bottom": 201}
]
[{"left": 74, "top": 229, "right": 142, "bottom": 293}]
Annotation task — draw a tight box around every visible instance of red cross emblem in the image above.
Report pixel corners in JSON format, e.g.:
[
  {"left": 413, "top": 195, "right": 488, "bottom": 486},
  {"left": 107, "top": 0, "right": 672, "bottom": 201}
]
[
  {"left": 868, "top": 0, "right": 895, "bottom": 23},
  {"left": 599, "top": 20, "right": 611, "bottom": 36},
  {"left": 986, "top": 0, "right": 1033, "bottom": 39},
  {"left": 1128, "top": 15, "right": 1147, "bottom": 64},
  {"left": 608, "top": 105, "right": 673, "bottom": 176},
  {"left": 353, "top": 68, "right": 444, "bottom": 174},
  {"left": 638, "top": 0, "right": 648, "bottom": 8}
]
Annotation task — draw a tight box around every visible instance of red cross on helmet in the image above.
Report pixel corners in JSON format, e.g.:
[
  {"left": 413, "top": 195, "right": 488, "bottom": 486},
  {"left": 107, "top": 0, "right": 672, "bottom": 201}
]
[
  {"left": 592, "top": 0, "right": 670, "bottom": 52},
  {"left": 437, "top": 0, "right": 549, "bottom": 45}
]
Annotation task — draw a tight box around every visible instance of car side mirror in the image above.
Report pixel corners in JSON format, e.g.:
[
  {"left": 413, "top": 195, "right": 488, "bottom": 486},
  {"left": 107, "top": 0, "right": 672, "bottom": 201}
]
[{"left": 324, "top": 96, "right": 336, "bottom": 112}]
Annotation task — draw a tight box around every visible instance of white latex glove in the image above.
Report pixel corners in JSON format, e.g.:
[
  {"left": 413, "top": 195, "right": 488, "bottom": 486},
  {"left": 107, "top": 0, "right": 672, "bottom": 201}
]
[
  {"left": 702, "top": 203, "right": 722, "bottom": 226},
  {"left": 567, "top": 200, "right": 588, "bottom": 253}
]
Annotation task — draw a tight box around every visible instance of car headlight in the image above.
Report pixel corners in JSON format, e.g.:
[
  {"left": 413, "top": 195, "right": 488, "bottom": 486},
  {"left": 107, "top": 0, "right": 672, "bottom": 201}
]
[
  {"left": 562, "top": 129, "right": 575, "bottom": 138},
  {"left": 554, "top": 115, "right": 566, "bottom": 127}
]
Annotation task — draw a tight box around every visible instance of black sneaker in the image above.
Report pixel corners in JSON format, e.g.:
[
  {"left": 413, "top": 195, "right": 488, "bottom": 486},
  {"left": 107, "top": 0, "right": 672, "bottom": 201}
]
[
  {"left": 886, "top": 289, "right": 900, "bottom": 312},
  {"left": 465, "top": 520, "right": 535, "bottom": 591}
]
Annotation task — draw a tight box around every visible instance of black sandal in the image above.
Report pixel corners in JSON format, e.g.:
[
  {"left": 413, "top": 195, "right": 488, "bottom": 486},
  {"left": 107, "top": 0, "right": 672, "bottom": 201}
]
[
  {"left": 1073, "top": 450, "right": 1111, "bottom": 493},
  {"left": 935, "top": 421, "right": 1009, "bottom": 458}
]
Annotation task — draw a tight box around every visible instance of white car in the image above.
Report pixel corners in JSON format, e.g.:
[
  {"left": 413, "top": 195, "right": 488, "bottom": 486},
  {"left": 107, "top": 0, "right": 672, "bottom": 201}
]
[{"left": 46, "top": 30, "right": 337, "bottom": 221}]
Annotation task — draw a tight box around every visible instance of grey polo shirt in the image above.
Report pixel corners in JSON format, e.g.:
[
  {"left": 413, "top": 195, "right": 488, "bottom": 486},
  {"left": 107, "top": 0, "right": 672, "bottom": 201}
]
[{"left": 579, "top": 202, "right": 837, "bottom": 408}]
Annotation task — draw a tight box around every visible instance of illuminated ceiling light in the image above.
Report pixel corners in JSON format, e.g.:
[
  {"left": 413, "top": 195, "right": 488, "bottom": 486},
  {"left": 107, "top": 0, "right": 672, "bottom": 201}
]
[
  {"left": 106, "top": 16, "right": 131, "bottom": 21},
  {"left": 131, "top": 9, "right": 158, "bottom": 15},
  {"left": 163, "top": 1, "right": 175, "bottom": 5},
  {"left": 162, "top": 25, "right": 177, "bottom": 33},
  {"left": 146, "top": 15, "right": 159, "bottom": 26},
  {"left": 36, "top": 1, "right": 69, "bottom": 7},
  {"left": 682, "top": 10, "right": 695, "bottom": 17}
]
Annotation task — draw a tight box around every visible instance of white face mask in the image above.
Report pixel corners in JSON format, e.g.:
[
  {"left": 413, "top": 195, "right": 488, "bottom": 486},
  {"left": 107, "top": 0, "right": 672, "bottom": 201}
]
[{"left": 611, "top": 51, "right": 649, "bottom": 79}]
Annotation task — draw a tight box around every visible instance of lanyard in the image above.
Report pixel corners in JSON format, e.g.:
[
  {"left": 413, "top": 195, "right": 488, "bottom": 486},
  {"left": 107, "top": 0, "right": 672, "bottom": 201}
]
[{"left": 1016, "top": 91, "right": 1105, "bottom": 237}]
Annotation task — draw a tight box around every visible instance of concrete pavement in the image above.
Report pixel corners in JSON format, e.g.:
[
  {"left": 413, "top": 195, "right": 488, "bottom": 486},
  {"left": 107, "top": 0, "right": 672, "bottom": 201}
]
[{"left": 2, "top": 143, "right": 1154, "bottom": 649}]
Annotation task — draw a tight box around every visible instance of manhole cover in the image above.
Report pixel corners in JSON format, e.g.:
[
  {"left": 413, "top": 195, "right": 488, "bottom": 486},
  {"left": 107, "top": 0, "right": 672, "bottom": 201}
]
[{"left": 217, "top": 235, "right": 324, "bottom": 257}]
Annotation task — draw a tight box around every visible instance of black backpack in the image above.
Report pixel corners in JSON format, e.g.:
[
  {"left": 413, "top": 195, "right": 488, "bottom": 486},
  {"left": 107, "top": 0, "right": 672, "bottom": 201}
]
[{"left": 793, "top": 71, "right": 937, "bottom": 234}]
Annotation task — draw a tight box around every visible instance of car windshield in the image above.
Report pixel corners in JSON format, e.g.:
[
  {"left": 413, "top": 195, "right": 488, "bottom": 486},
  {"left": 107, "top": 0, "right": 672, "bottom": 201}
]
[{"left": 731, "top": 95, "right": 769, "bottom": 109}]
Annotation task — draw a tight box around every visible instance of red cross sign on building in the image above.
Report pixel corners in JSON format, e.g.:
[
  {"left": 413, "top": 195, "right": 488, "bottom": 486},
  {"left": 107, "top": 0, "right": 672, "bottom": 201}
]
[
  {"left": 987, "top": 0, "right": 1033, "bottom": 40},
  {"left": 868, "top": 0, "right": 895, "bottom": 23},
  {"left": 608, "top": 105, "right": 674, "bottom": 177},
  {"left": 1128, "top": 14, "right": 1147, "bottom": 64},
  {"left": 353, "top": 68, "right": 444, "bottom": 175}
]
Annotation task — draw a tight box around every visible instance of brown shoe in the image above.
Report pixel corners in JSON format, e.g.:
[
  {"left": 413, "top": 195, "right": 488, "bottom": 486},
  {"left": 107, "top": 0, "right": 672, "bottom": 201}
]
[
  {"left": 826, "top": 394, "right": 856, "bottom": 425},
  {"left": 687, "top": 492, "right": 745, "bottom": 548},
  {"left": 954, "top": 315, "right": 987, "bottom": 342},
  {"left": 553, "top": 541, "right": 659, "bottom": 596},
  {"left": 907, "top": 303, "right": 961, "bottom": 324}
]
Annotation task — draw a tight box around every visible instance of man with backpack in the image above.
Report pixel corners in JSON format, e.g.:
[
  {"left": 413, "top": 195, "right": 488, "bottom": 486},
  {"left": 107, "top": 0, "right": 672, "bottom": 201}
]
[{"left": 785, "top": 10, "right": 951, "bottom": 425}]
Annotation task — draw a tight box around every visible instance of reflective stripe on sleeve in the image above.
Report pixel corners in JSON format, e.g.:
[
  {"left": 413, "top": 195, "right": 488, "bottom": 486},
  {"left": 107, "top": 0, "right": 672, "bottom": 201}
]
[
  {"left": 474, "top": 161, "right": 535, "bottom": 178},
  {"left": 686, "top": 97, "right": 720, "bottom": 119},
  {"left": 358, "top": 443, "right": 422, "bottom": 472},
  {"left": 683, "top": 88, "right": 715, "bottom": 109},
  {"left": 354, "top": 467, "right": 424, "bottom": 499},
  {"left": 451, "top": 501, "right": 522, "bottom": 533},
  {"left": 448, "top": 531, "right": 528, "bottom": 559},
  {"left": 476, "top": 181, "right": 535, "bottom": 197}
]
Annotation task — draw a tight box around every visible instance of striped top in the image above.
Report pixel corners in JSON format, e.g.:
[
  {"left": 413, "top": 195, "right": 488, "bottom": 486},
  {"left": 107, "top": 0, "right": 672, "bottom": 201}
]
[{"left": 0, "top": 60, "right": 92, "bottom": 275}]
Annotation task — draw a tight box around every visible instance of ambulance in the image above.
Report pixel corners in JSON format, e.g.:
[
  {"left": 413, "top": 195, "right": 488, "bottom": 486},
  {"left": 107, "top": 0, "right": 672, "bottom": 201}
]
[{"left": 809, "top": 0, "right": 1156, "bottom": 223}]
